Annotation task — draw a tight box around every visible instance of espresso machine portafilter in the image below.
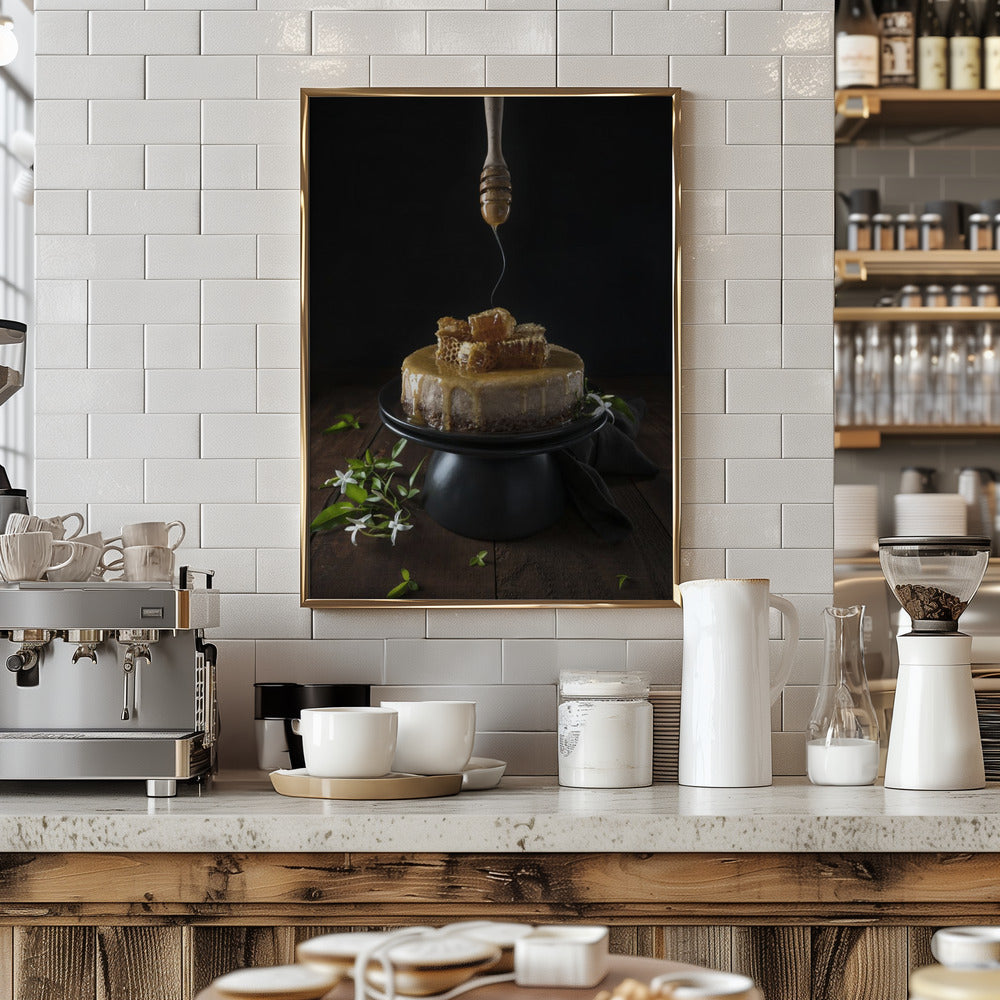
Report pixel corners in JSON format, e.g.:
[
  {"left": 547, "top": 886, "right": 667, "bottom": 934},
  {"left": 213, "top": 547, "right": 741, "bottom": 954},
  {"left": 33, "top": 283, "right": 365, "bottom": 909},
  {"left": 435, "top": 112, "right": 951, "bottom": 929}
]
[{"left": 0, "top": 567, "right": 220, "bottom": 797}]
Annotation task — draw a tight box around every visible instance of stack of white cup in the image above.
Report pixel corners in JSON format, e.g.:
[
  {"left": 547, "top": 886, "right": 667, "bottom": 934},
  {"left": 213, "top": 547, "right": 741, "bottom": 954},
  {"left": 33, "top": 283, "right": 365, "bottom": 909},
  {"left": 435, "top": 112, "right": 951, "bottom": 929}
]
[{"left": 106, "top": 520, "right": 186, "bottom": 582}]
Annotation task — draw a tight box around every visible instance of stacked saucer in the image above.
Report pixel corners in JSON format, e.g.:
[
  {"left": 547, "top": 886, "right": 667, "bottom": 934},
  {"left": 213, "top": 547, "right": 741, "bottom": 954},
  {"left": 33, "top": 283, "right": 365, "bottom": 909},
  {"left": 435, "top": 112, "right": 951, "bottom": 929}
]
[
  {"left": 894, "top": 492, "right": 967, "bottom": 536},
  {"left": 650, "top": 687, "right": 681, "bottom": 783},
  {"left": 834, "top": 484, "right": 878, "bottom": 557}
]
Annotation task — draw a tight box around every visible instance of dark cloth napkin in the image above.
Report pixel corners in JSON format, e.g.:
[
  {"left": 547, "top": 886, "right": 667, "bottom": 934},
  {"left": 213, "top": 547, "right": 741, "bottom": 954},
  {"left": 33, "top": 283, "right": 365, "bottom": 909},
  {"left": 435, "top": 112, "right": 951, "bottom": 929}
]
[{"left": 555, "top": 398, "right": 661, "bottom": 543}]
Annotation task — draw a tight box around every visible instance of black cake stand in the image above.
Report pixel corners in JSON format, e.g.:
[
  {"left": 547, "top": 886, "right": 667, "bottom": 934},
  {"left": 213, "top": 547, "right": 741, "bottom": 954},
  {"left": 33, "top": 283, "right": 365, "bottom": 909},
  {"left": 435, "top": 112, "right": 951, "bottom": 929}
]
[{"left": 378, "top": 380, "right": 606, "bottom": 541}]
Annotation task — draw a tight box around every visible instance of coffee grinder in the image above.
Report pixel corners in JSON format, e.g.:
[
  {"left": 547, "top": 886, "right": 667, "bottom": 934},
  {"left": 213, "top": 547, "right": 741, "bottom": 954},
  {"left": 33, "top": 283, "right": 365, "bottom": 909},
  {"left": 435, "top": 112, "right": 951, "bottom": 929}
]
[{"left": 878, "top": 536, "right": 991, "bottom": 790}]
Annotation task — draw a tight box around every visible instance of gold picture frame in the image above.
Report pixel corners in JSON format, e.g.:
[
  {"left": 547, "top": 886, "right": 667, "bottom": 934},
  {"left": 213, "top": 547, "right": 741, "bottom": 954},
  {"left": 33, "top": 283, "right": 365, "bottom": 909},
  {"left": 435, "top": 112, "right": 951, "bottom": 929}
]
[{"left": 300, "top": 87, "right": 681, "bottom": 608}]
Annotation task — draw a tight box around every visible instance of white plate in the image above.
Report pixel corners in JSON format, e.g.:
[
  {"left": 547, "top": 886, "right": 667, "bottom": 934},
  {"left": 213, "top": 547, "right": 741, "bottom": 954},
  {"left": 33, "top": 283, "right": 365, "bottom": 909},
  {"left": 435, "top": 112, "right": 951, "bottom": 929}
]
[{"left": 462, "top": 757, "right": 507, "bottom": 790}]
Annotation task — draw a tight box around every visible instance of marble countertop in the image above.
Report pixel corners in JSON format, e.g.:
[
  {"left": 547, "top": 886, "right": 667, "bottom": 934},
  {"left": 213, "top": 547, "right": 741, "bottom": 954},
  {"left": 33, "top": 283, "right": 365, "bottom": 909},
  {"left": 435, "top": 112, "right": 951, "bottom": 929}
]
[{"left": 4, "top": 775, "right": 1000, "bottom": 853}]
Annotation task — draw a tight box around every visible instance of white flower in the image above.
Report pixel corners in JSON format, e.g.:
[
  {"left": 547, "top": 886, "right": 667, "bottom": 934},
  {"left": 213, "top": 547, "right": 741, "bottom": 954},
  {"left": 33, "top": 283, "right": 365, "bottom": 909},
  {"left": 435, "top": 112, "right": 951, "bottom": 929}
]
[
  {"left": 344, "top": 513, "right": 371, "bottom": 545},
  {"left": 587, "top": 392, "right": 615, "bottom": 421},
  {"left": 331, "top": 469, "right": 358, "bottom": 491},
  {"left": 387, "top": 510, "right": 413, "bottom": 545}
]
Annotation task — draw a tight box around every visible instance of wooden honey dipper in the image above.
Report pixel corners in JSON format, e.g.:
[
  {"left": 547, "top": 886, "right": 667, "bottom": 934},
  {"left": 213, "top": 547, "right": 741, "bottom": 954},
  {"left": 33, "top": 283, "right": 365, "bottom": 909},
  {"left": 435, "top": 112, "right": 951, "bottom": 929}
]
[{"left": 480, "top": 96, "right": 511, "bottom": 227}]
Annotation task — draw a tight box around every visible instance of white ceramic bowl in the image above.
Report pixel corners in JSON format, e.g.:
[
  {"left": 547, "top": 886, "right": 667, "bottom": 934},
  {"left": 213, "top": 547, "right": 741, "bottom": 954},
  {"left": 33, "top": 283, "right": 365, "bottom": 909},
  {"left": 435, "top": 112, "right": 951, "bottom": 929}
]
[
  {"left": 650, "top": 971, "right": 762, "bottom": 999},
  {"left": 212, "top": 964, "right": 341, "bottom": 1000},
  {"left": 380, "top": 700, "right": 475, "bottom": 775},
  {"left": 932, "top": 926, "right": 1000, "bottom": 968}
]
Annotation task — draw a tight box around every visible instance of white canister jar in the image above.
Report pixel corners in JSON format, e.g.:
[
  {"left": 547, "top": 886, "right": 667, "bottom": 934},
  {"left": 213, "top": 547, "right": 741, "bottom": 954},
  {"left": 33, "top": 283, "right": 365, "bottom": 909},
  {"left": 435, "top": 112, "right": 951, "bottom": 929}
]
[{"left": 557, "top": 671, "right": 653, "bottom": 788}]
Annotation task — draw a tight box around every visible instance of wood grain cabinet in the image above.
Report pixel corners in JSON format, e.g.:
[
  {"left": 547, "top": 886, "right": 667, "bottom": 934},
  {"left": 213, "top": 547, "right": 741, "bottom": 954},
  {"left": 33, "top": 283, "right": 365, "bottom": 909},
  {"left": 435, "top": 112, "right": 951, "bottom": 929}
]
[{"left": 0, "top": 851, "right": 992, "bottom": 1000}]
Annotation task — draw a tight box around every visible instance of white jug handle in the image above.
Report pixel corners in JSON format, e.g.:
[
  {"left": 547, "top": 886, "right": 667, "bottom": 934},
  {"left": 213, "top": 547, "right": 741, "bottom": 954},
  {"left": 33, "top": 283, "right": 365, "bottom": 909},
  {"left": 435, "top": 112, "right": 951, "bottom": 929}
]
[
  {"left": 768, "top": 595, "right": 800, "bottom": 704},
  {"left": 290, "top": 718, "right": 301, "bottom": 735}
]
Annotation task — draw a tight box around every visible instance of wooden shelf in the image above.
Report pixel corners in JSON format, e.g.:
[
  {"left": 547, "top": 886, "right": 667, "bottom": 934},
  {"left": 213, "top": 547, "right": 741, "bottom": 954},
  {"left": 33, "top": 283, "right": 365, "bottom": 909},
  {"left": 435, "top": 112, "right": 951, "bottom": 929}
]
[
  {"left": 835, "top": 307, "right": 1000, "bottom": 321},
  {"left": 835, "top": 423, "right": 1000, "bottom": 449},
  {"left": 836, "top": 88, "right": 1000, "bottom": 140},
  {"left": 836, "top": 250, "right": 1000, "bottom": 282}
]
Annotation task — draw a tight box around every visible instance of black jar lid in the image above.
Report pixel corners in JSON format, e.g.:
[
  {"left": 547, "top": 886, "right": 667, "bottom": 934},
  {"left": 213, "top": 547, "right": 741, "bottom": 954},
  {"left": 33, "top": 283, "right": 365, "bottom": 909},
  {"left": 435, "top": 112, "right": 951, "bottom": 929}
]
[{"left": 254, "top": 682, "right": 370, "bottom": 719}]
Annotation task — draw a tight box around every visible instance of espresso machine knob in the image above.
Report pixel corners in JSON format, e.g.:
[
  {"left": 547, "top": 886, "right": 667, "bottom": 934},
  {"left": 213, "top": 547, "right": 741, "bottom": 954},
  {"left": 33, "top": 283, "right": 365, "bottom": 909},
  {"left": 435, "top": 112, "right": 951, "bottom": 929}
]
[{"left": 6, "top": 649, "right": 35, "bottom": 672}]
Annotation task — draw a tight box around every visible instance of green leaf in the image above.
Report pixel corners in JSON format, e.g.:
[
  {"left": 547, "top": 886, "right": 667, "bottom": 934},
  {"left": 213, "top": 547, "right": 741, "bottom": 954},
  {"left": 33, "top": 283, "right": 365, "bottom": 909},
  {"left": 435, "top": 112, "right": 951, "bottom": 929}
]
[
  {"left": 344, "top": 483, "right": 368, "bottom": 504},
  {"left": 386, "top": 580, "right": 409, "bottom": 598},
  {"left": 310, "top": 501, "right": 355, "bottom": 531},
  {"left": 610, "top": 396, "right": 635, "bottom": 422},
  {"left": 616, "top": 573, "right": 630, "bottom": 590},
  {"left": 401, "top": 568, "right": 410, "bottom": 581},
  {"left": 409, "top": 458, "right": 425, "bottom": 488},
  {"left": 469, "top": 550, "right": 488, "bottom": 567},
  {"left": 391, "top": 438, "right": 406, "bottom": 459},
  {"left": 322, "top": 413, "right": 360, "bottom": 433}
]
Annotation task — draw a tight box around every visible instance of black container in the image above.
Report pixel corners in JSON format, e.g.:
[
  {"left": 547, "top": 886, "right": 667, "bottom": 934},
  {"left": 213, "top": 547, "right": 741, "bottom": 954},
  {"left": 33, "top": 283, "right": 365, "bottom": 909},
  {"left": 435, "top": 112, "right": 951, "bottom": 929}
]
[{"left": 254, "top": 683, "right": 370, "bottom": 770}]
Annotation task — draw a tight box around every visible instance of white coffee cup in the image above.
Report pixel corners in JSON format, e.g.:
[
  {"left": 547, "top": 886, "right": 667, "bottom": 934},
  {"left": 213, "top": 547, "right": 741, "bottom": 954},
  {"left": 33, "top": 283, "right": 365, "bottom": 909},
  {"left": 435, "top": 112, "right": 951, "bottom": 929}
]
[
  {"left": 6, "top": 511, "right": 84, "bottom": 540},
  {"left": 93, "top": 544, "right": 126, "bottom": 580},
  {"left": 45, "top": 541, "right": 102, "bottom": 583},
  {"left": 0, "top": 531, "right": 75, "bottom": 582},
  {"left": 123, "top": 544, "right": 174, "bottom": 582},
  {"left": 108, "top": 520, "right": 185, "bottom": 551},
  {"left": 379, "top": 700, "right": 476, "bottom": 775},
  {"left": 290, "top": 707, "right": 398, "bottom": 779}
]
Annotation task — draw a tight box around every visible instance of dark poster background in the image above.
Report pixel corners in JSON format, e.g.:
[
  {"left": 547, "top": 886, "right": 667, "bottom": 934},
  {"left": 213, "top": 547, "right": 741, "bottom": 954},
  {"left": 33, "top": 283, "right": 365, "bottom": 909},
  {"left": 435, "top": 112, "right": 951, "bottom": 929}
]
[{"left": 305, "top": 92, "right": 676, "bottom": 604}]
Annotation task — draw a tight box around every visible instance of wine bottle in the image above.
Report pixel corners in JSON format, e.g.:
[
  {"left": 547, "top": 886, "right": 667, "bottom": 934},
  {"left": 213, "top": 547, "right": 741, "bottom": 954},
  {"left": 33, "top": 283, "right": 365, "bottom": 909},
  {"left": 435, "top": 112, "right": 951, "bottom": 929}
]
[
  {"left": 948, "top": 0, "right": 981, "bottom": 88},
  {"left": 984, "top": 0, "right": 1000, "bottom": 88},
  {"left": 837, "top": 0, "right": 881, "bottom": 87},
  {"left": 880, "top": 0, "right": 917, "bottom": 85},
  {"left": 917, "top": 0, "right": 948, "bottom": 86}
]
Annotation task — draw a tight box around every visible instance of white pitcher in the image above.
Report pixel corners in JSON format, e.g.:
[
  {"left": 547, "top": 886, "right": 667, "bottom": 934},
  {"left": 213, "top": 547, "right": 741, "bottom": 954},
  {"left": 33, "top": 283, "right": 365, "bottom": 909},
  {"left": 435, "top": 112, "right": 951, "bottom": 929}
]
[{"left": 678, "top": 578, "right": 799, "bottom": 788}]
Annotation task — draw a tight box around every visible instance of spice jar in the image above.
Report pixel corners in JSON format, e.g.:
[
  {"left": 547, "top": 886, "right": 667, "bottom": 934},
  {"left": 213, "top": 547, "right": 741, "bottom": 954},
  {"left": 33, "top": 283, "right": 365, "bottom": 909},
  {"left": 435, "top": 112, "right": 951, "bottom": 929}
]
[
  {"left": 969, "top": 213, "right": 994, "bottom": 250},
  {"left": 899, "top": 284, "right": 923, "bottom": 307},
  {"left": 896, "top": 213, "right": 919, "bottom": 250},
  {"left": 925, "top": 284, "right": 948, "bottom": 308},
  {"left": 847, "top": 212, "right": 872, "bottom": 251},
  {"left": 921, "top": 212, "right": 945, "bottom": 250},
  {"left": 976, "top": 284, "right": 999, "bottom": 308},
  {"left": 872, "top": 213, "right": 895, "bottom": 250},
  {"left": 558, "top": 671, "right": 652, "bottom": 788},
  {"left": 950, "top": 283, "right": 973, "bottom": 308}
]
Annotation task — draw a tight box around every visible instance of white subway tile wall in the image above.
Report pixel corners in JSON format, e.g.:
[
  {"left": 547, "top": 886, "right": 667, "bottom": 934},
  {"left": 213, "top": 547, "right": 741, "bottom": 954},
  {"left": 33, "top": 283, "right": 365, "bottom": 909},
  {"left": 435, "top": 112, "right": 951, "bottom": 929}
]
[{"left": 33, "top": 3, "right": 834, "bottom": 773}]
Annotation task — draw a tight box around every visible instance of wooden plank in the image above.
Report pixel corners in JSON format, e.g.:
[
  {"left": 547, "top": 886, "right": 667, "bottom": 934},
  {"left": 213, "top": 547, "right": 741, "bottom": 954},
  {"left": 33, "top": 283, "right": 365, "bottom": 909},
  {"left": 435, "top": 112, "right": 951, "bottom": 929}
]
[
  {"left": 8, "top": 853, "right": 1000, "bottom": 910},
  {"left": 811, "top": 926, "right": 908, "bottom": 1000},
  {"left": 96, "top": 926, "right": 182, "bottom": 1000},
  {"left": 608, "top": 926, "right": 661, "bottom": 959},
  {"left": 659, "top": 927, "right": 731, "bottom": 972},
  {"left": 187, "top": 926, "right": 295, "bottom": 998},
  {"left": 14, "top": 926, "right": 95, "bottom": 1000},
  {"left": 0, "top": 926, "right": 12, "bottom": 1000},
  {"left": 732, "top": 926, "right": 809, "bottom": 1000},
  {"left": 907, "top": 926, "right": 934, "bottom": 977}
]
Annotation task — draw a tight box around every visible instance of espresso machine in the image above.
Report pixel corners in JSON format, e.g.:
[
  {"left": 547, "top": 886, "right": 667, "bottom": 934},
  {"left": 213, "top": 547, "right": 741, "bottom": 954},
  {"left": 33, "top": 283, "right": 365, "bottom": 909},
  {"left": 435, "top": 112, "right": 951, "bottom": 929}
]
[{"left": 0, "top": 567, "right": 219, "bottom": 796}]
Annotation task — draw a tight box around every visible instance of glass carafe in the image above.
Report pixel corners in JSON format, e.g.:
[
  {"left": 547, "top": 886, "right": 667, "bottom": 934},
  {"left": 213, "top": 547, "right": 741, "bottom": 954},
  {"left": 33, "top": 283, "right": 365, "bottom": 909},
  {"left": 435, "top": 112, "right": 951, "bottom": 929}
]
[{"left": 807, "top": 605, "right": 880, "bottom": 785}]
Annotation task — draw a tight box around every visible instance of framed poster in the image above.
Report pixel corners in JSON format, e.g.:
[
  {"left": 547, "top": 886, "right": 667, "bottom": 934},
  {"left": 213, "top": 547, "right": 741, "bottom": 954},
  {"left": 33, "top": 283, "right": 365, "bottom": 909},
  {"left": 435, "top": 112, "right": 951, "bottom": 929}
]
[{"left": 301, "top": 88, "right": 680, "bottom": 607}]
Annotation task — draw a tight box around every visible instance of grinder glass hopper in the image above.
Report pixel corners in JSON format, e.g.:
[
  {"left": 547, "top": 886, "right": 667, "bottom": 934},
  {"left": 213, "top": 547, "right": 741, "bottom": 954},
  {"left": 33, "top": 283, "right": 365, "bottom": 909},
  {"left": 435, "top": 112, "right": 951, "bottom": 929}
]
[{"left": 878, "top": 535, "right": 991, "bottom": 790}]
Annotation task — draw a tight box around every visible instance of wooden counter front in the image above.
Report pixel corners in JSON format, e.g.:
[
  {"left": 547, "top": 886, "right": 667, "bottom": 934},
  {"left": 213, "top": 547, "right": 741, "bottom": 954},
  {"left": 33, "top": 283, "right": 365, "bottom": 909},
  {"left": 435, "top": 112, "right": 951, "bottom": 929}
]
[{"left": 0, "top": 850, "right": 988, "bottom": 999}]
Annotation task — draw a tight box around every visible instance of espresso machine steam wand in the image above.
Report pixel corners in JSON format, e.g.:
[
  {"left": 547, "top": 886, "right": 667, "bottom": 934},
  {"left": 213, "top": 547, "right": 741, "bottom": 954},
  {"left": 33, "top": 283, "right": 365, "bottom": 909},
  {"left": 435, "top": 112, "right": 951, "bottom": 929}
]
[{"left": 116, "top": 629, "right": 157, "bottom": 721}]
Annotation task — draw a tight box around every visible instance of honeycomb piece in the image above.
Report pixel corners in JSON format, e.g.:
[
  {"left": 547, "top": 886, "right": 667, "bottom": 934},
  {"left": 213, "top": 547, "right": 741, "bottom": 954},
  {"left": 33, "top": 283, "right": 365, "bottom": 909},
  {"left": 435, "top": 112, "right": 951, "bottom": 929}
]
[
  {"left": 514, "top": 322, "right": 546, "bottom": 339},
  {"left": 436, "top": 316, "right": 471, "bottom": 339},
  {"left": 467, "top": 307, "right": 516, "bottom": 342},
  {"left": 436, "top": 333, "right": 549, "bottom": 373}
]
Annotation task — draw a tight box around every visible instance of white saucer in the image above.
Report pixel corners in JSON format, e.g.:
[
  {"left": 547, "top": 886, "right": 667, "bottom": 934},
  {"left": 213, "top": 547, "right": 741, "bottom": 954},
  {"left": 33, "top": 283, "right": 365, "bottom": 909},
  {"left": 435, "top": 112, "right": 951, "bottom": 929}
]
[{"left": 462, "top": 757, "right": 506, "bottom": 790}]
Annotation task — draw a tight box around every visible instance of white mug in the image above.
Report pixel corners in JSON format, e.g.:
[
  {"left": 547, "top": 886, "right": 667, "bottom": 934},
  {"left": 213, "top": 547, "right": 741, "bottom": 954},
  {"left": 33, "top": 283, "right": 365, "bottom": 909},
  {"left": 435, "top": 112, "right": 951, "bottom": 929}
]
[
  {"left": 0, "top": 531, "right": 75, "bottom": 582},
  {"left": 123, "top": 545, "right": 174, "bottom": 582},
  {"left": 6, "top": 511, "right": 84, "bottom": 540},
  {"left": 379, "top": 700, "right": 476, "bottom": 775},
  {"left": 45, "top": 541, "right": 102, "bottom": 583},
  {"left": 109, "top": 520, "right": 185, "bottom": 551},
  {"left": 678, "top": 579, "right": 799, "bottom": 789},
  {"left": 93, "top": 544, "right": 126, "bottom": 580},
  {"left": 290, "top": 707, "right": 398, "bottom": 779}
]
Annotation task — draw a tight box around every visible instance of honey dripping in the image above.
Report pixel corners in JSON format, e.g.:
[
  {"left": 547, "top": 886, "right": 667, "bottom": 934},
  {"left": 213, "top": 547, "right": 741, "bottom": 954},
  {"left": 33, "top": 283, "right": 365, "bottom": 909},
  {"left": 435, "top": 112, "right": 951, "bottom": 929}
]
[{"left": 489, "top": 224, "right": 507, "bottom": 307}]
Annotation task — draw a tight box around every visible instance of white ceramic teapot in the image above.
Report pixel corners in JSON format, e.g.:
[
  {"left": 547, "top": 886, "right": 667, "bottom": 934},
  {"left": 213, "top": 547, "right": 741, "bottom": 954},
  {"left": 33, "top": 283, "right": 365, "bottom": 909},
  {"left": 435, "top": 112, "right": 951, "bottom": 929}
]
[{"left": 678, "top": 578, "right": 799, "bottom": 788}]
